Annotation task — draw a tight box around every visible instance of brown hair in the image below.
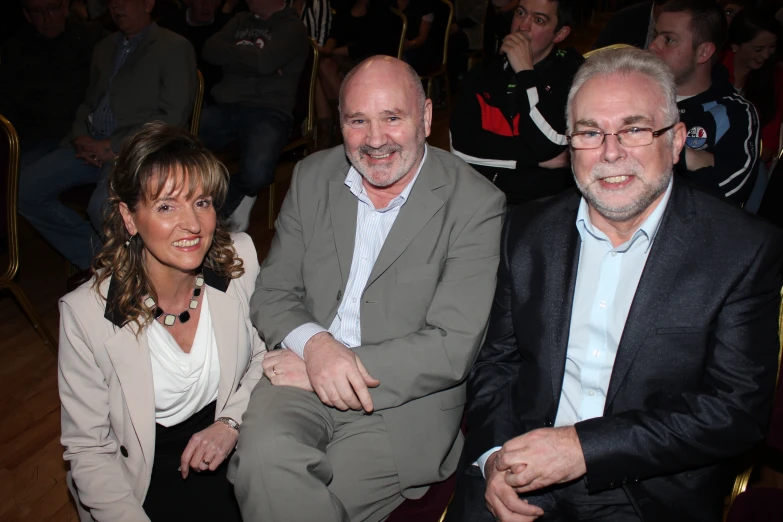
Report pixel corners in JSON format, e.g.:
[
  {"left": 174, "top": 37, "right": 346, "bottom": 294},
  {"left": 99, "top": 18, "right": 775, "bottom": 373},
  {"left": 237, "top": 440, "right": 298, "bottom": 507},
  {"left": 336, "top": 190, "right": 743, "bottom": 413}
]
[{"left": 92, "top": 122, "right": 244, "bottom": 331}]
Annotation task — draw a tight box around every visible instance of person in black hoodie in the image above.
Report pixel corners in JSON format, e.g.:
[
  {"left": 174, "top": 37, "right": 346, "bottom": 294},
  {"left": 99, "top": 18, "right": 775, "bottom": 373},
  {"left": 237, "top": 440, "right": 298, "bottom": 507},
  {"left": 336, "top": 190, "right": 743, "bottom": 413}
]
[
  {"left": 450, "top": 0, "right": 583, "bottom": 206},
  {"left": 650, "top": 0, "right": 760, "bottom": 206}
]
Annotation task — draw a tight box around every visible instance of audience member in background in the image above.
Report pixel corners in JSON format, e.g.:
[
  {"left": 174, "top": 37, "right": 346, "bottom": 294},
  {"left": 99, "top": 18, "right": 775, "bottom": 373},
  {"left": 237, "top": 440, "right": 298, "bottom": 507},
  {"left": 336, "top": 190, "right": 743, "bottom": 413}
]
[
  {"left": 18, "top": 0, "right": 197, "bottom": 277},
  {"left": 200, "top": 0, "right": 309, "bottom": 230},
  {"left": 396, "top": 0, "right": 435, "bottom": 71},
  {"left": 287, "top": 0, "right": 334, "bottom": 46},
  {"left": 719, "top": 0, "right": 750, "bottom": 25},
  {"left": 650, "top": 0, "right": 759, "bottom": 206},
  {"left": 0, "top": 0, "right": 106, "bottom": 169},
  {"left": 447, "top": 0, "right": 487, "bottom": 93},
  {"left": 445, "top": 46, "right": 783, "bottom": 522},
  {"left": 314, "top": 0, "right": 396, "bottom": 148},
  {"left": 161, "top": 0, "right": 231, "bottom": 105},
  {"left": 484, "top": 0, "right": 515, "bottom": 54},
  {"left": 450, "top": 0, "right": 583, "bottom": 206},
  {"left": 59, "top": 123, "right": 266, "bottom": 522},
  {"left": 593, "top": 0, "right": 668, "bottom": 50},
  {"left": 722, "top": 8, "right": 781, "bottom": 165},
  {"left": 229, "top": 55, "right": 505, "bottom": 522}
]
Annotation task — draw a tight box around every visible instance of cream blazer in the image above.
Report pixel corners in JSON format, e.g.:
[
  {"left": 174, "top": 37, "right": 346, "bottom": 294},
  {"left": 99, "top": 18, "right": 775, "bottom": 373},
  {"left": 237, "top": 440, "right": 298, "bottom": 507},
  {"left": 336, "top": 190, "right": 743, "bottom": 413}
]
[{"left": 59, "top": 233, "right": 266, "bottom": 522}]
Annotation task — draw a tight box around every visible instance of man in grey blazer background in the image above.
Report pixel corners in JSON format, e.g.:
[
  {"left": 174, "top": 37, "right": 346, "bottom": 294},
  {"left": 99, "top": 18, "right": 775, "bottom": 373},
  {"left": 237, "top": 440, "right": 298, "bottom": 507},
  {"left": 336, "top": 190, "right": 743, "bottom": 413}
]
[{"left": 230, "top": 55, "right": 505, "bottom": 521}]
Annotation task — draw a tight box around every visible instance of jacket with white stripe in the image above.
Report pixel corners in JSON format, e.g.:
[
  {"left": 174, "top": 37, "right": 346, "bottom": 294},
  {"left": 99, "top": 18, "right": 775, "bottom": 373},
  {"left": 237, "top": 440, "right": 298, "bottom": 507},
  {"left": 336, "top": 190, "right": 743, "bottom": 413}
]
[
  {"left": 450, "top": 47, "right": 583, "bottom": 204},
  {"left": 676, "top": 65, "right": 760, "bottom": 206}
]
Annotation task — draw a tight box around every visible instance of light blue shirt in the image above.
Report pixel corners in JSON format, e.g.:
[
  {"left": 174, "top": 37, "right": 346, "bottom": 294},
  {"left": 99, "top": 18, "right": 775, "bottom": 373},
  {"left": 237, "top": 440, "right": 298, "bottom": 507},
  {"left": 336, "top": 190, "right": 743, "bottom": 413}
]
[
  {"left": 282, "top": 146, "right": 428, "bottom": 357},
  {"left": 475, "top": 180, "right": 673, "bottom": 477}
]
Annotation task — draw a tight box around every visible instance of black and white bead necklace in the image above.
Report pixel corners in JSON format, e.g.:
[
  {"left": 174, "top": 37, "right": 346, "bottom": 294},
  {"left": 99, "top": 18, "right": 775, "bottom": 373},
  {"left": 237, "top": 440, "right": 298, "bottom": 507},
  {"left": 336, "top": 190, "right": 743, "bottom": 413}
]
[{"left": 144, "top": 274, "right": 205, "bottom": 327}]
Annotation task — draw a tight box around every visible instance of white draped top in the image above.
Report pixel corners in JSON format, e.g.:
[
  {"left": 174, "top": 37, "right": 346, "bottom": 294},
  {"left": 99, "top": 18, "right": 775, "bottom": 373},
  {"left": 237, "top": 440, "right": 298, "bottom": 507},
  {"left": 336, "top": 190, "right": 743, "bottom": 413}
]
[{"left": 147, "top": 289, "right": 220, "bottom": 427}]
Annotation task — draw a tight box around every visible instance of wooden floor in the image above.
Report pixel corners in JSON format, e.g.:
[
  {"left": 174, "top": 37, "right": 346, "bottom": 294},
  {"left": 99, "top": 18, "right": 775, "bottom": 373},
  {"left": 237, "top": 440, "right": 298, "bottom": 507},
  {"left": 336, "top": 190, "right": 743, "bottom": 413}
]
[{"left": 0, "top": 17, "right": 610, "bottom": 521}]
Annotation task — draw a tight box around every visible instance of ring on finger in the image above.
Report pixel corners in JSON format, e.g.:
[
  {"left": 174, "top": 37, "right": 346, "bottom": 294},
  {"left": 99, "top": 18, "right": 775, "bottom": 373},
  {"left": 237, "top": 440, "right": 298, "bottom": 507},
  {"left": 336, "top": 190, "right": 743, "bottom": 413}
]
[
  {"left": 272, "top": 366, "right": 277, "bottom": 375},
  {"left": 202, "top": 459, "right": 210, "bottom": 465}
]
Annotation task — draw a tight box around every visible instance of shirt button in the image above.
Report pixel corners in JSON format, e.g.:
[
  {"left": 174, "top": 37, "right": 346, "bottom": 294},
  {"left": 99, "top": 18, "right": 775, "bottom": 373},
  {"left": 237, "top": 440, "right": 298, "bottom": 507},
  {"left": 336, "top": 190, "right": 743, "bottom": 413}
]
[
  {"left": 592, "top": 350, "right": 600, "bottom": 357},
  {"left": 587, "top": 390, "right": 596, "bottom": 396},
  {"left": 599, "top": 300, "right": 607, "bottom": 308},
  {"left": 611, "top": 251, "right": 617, "bottom": 257},
  {"left": 352, "top": 298, "right": 357, "bottom": 303}
]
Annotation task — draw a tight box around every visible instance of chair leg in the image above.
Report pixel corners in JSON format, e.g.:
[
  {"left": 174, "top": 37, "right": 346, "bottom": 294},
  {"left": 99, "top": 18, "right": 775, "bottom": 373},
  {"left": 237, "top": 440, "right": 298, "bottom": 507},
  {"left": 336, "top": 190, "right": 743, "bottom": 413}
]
[
  {"left": 6, "top": 281, "right": 58, "bottom": 355},
  {"left": 268, "top": 181, "right": 276, "bottom": 230}
]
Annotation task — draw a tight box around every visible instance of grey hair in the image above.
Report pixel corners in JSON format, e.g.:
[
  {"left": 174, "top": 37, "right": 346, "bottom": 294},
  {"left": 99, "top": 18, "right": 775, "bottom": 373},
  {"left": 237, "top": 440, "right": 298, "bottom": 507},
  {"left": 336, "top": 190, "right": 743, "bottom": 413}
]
[
  {"left": 338, "top": 55, "right": 427, "bottom": 117},
  {"left": 566, "top": 48, "right": 680, "bottom": 135}
]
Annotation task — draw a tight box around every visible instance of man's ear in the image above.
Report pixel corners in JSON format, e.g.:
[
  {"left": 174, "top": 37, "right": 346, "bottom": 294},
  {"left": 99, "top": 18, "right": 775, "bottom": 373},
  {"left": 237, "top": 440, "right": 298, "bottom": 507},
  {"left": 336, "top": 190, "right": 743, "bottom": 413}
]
[
  {"left": 119, "top": 202, "right": 139, "bottom": 237},
  {"left": 144, "top": 0, "right": 155, "bottom": 14},
  {"left": 671, "top": 122, "right": 687, "bottom": 164},
  {"left": 553, "top": 25, "right": 571, "bottom": 45},
  {"left": 695, "top": 41, "right": 716, "bottom": 65}
]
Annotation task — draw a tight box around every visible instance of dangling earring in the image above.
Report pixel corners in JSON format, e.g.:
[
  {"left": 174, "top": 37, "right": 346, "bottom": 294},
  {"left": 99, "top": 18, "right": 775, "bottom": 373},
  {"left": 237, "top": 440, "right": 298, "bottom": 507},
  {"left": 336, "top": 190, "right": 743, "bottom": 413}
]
[{"left": 124, "top": 234, "right": 135, "bottom": 248}]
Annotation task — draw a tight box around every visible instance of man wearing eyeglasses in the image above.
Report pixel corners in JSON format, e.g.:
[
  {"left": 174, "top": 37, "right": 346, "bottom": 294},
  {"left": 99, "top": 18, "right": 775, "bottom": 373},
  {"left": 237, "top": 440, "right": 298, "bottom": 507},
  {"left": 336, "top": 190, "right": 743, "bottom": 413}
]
[
  {"left": 446, "top": 48, "right": 782, "bottom": 522},
  {"left": 0, "top": 0, "right": 105, "bottom": 168}
]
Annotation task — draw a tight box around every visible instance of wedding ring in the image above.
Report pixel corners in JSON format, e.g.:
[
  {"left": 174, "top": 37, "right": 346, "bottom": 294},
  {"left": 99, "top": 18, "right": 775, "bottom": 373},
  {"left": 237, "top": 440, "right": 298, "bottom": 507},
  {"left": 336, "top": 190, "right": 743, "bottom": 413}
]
[
  {"left": 272, "top": 366, "right": 277, "bottom": 375},
  {"left": 202, "top": 460, "right": 210, "bottom": 465}
]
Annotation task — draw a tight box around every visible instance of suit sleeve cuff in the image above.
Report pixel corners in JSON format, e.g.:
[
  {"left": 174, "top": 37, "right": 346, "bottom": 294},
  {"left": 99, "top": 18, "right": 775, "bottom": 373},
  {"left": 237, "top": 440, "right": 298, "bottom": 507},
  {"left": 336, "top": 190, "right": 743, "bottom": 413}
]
[
  {"left": 282, "top": 323, "right": 328, "bottom": 358},
  {"left": 474, "top": 446, "right": 502, "bottom": 479}
]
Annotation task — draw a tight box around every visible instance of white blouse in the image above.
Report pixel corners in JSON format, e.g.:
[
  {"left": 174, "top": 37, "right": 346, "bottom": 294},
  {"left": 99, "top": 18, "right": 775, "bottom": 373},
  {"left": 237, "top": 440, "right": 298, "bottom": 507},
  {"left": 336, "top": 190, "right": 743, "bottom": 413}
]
[{"left": 147, "top": 289, "right": 220, "bottom": 427}]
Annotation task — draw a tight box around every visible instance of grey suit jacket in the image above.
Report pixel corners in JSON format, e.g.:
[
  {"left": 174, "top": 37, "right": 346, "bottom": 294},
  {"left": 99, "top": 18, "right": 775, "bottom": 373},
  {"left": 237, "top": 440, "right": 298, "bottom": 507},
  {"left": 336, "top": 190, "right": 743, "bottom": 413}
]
[
  {"left": 67, "top": 22, "right": 197, "bottom": 152},
  {"left": 250, "top": 145, "right": 505, "bottom": 495},
  {"left": 59, "top": 233, "right": 266, "bottom": 522}
]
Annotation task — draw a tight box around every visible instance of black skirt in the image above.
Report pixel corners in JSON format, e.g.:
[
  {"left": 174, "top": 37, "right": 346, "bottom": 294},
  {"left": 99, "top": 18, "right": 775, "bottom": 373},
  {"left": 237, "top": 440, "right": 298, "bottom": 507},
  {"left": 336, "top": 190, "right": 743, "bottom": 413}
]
[{"left": 142, "top": 401, "right": 242, "bottom": 521}]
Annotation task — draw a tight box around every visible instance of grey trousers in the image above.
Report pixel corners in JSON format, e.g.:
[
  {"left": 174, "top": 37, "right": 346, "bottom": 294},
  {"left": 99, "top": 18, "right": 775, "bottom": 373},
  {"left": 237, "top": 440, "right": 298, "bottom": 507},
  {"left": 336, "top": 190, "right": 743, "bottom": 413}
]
[{"left": 228, "top": 380, "right": 406, "bottom": 522}]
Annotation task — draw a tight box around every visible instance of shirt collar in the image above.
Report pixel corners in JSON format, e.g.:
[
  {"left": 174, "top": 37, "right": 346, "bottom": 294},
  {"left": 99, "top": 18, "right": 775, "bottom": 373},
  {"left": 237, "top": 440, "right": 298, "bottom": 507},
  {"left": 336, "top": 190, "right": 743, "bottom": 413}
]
[
  {"left": 576, "top": 178, "right": 672, "bottom": 253},
  {"left": 344, "top": 144, "right": 428, "bottom": 212},
  {"left": 116, "top": 22, "right": 152, "bottom": 47}
]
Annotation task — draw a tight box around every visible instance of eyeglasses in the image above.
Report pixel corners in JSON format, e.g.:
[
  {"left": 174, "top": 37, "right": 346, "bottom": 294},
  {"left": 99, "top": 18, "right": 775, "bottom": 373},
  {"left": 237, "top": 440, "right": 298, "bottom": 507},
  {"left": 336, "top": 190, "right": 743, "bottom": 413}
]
[
  {"left": 25, "top": 1, "right": 64, "bottom": 17},
  {"left": 567, "top": 124, "right": 676, "bottom": 150}
]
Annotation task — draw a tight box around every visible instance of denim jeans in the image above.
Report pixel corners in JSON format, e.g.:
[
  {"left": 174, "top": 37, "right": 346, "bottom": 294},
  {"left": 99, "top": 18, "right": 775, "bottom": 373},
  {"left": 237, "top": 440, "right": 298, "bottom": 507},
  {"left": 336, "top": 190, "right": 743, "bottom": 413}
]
[
  {"left": 199, "top": 104, "right": 293, "bottom": 217},
  {"left": 18, "top": 145, "right": 108, "bottom": 270}
]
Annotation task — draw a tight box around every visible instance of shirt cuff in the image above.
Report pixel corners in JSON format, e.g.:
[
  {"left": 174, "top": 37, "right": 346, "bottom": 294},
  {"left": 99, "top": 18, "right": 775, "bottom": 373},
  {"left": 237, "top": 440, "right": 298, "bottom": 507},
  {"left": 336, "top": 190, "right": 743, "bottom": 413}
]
[
  {"left": 282, "top": 323, "right": 328, "bottom": 358},
  {"left": 474, "top": 446, "right": 502, "bottom": 479}
]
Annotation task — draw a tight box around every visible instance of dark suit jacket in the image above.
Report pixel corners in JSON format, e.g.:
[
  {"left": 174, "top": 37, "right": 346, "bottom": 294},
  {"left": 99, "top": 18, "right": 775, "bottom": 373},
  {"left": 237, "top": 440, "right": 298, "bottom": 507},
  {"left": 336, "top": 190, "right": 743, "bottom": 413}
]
[
  {"left": 593, "top": 0, "right": 653, "bottom": 50},
  {"left": 463, "top": 182, "right": 783, "bottom": 521},
  {"left": 68, "top": 22, "right": 197, "bottom": 152}
]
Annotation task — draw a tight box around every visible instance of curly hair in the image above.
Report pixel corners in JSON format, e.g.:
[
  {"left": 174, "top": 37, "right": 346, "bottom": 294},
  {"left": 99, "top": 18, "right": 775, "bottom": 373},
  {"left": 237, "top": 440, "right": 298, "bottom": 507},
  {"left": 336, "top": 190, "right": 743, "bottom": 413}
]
[{"left": 92, "top": 122, "right": 244, "bottom": 332}]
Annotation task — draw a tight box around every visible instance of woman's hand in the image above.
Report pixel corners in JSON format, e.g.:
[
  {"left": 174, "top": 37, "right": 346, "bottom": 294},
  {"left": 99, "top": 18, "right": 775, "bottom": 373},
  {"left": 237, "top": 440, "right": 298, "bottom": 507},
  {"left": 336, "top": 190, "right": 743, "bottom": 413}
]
[
  {"left": 262, "top": 349, "right": 314, "bottom": 392},
  {"left": 180, "top": 421, "right": 239, "bottom": 478}
]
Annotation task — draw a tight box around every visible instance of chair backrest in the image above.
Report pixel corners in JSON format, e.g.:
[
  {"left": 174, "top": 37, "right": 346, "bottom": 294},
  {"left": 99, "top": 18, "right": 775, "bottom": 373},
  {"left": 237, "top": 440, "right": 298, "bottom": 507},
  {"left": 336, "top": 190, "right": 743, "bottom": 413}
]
[
  {"left": 583, "top": 43, "right": 636, "bottom": 59},
  {"left": 390, "top": 7, "right": 408, "bottom": 60},
  {"left": 286, "top": 38, "right": 319, "bottom": 149},
  {"left": 190, "top": 70, "right": 205, "bottom": 136},
  {"left": 0, "top": 114, "right": 20, "bottom": 283},
  {"left": 434, "top": 0, "right": 454, "bottom": 67}
]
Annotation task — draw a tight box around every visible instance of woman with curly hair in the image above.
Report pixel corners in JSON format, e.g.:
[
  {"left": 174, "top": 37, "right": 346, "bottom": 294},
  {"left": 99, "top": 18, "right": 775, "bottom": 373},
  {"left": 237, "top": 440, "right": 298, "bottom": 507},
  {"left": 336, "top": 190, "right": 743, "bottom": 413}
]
[{"left": 58, "top": 122, "right": 266, "bottom": 521}]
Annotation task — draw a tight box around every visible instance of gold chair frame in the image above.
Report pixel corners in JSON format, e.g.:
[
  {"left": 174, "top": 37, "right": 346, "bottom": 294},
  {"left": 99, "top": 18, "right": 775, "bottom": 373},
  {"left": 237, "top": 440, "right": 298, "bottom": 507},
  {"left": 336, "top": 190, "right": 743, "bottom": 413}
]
[
  {"left": 418, "top": 0, "right": 454, "bottom": 108},
  {"left": 390, "top": 7, "right": 409, "bottom": 60},
  {"left": 0, "top": 114, "right": 58, "bottom": 354},
  {"left": 269, "top": 38, "right": 320, "bottom": 230},
  {"left": 190, "top": 70, "right": 205, "bottom": 136},
  {"left": 582, "top": 43, "right": 635, "bottom": 59},
  {"left": 729, "top": 287, "right": 783, "bottom": 505}
]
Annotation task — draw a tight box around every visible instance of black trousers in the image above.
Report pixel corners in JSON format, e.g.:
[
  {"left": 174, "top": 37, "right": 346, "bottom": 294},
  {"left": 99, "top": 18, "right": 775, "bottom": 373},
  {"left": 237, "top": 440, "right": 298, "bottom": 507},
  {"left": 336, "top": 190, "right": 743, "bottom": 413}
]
[
  {"left": 142, "top": 401, "right": 241, "bottom": 522},
  {"left": 445, "top": 466, "right": 641, "bottom": 522}
]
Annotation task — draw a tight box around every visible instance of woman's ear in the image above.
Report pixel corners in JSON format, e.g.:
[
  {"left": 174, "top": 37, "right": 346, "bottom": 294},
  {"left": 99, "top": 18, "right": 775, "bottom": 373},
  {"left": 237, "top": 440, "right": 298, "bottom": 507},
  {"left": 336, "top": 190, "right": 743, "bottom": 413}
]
[{"left": 118, "top": 202, "right": 138, "bottom": 237}]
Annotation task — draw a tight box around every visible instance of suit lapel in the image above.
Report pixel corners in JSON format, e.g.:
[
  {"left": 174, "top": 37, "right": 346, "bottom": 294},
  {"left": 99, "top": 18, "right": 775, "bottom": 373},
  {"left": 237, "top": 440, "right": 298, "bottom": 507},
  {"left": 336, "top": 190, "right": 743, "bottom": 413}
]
[
  {"left": 329, "top": 167, "right": 358, "bottom": 286},
  {"left": 207, "top": 285, "right": 240, "bottom": 413},
  {"left": 364, "top": 156, "right": 447, "bottom": 289},
  {"left": 605, "top": 183, "right": 697, "bottom": 407},
  {"left": 548, "top": 194, "right": 582, "bottom": 404},
  {"left": 104, "top": 326, "right": 156, "bottom": 467}
]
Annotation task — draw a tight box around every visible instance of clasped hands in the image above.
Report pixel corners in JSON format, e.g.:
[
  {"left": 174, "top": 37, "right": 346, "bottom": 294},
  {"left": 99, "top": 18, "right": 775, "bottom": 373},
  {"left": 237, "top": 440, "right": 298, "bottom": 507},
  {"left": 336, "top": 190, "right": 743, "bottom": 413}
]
[
  {"left": 71, "top": 135, "right": 116, "bottom": 168},
  {"left": 484, "top": 427, "right": 587, "bottom": 522},
  {"left": 262, "top": 332, "right": 380, "bottom": 412}
]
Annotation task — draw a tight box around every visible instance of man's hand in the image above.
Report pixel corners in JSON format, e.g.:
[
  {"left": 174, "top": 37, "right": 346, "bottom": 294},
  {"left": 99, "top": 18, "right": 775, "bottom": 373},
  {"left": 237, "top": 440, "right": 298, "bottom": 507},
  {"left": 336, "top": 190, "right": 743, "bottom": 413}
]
[
  {"left": 495, "top": 427, "right": 587, "bottom": 494},
  {"left": 684, "top": 148, "right": 715, "bottom": 171},
  {"left": 263, "top": 348, "right": 314, "bottom": 391},
  {"left": 484, "top": 451, "right": 545, "bottom": 522},
  {"left": 180, "top": 421, "right": 239, "bottom": 479},
  {"left": 303, "top": 332, "right": 380, "bottom": 412},
  {"left": 500, "top": 32, "right": 534, "bottom": 73},
  {"left": 73, "top": 137, "right": 116, "bottom": 167}
]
